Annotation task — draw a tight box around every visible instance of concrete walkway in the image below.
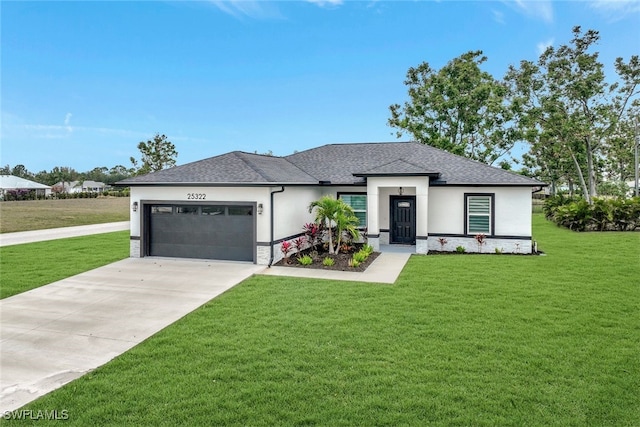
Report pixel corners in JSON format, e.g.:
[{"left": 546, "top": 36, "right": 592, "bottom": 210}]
[
  {"left": 0, "top": 257, "right": 264, "bottom": 413},
  {"left": 0, "top": 222, "right": 130, "bottom": 247}
]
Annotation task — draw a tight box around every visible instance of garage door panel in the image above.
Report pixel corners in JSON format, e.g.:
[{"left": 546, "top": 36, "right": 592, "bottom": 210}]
[{"left": 148, "top": 204, "right": 254, "bottom": 261}]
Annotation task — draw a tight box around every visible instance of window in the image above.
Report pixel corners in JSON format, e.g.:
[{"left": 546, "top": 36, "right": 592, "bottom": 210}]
[
  {"left": 466, "top": 194, "right": 493, "bottom": 234},
  {"left": 176, "top": 206, "right": 198, "bottom": 214},
  {"left": 339, "top": 193, "right": 367, "bottom": 228},
  {"left": 228, "top": 206, "right": 253, "bottom": 216},
  {"left": 202, "top": 206, "right": 225, "bottom": 216},
  {"left": 151, "top": 206, "right": 172, "bottom": 214}
]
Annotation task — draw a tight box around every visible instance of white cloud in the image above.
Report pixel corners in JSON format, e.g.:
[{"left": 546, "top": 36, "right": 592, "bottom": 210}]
[
  {"left": 492, "top": 9, "right": 506, "bottom": 24},
  {"left": 64, "top": 112, "right": 73, "bottom": 133},
  {"left": 536, "top": 37, "right": 554, "bottom": 55},
  {"left": 505, "top": 0, "right": 554, "bottom": 23},
  {"left": 306, "top": 0, "right": 344, "bottom": 8},
  {"left": 589, "top": 0, "right": 640, "bottom": 22},
  {"left": 208, "top": 1, "right": 282, "bottom": 19}
]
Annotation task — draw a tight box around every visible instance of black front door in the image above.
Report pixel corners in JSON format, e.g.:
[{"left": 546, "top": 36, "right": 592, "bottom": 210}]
[{"left": 390, "top": 196, "right": 416, "bottom": 244}]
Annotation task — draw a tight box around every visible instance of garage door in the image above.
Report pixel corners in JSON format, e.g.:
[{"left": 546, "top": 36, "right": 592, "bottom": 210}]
[{"left": 146, "top": 204, "right": 254, "bottom": 262}]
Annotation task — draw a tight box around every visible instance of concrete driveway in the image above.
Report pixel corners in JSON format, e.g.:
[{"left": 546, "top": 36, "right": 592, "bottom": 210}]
[{"left": 0, "top": 257, "right": 264, "bottom": 413}]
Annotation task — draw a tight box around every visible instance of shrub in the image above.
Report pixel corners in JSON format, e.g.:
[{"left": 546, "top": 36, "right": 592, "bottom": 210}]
[
  {"left": 322, "top": 257, "right": 335, "bottom": 266},
  {"left": 353, "top": 250, "right": 368, "bottom": 263},
  {"left": 495, "top": 247, "right": 503, "bottom": 254},
  {"left": 361, "top": 244, "right": 374, "bottom": 256},
  {"left": 474, "top": 233, "right": 486, "bottom": 253},
  {"left": 293, "top": 236, "right": 306, "bottom": 253},
  {"left": 348, "top": 258, "right": 360, "bottom": 268},
  {"left": 297, "top": 255, "right": 313, "bottom": 266},
  {"left": 456, "top": 246, "right": 466, "bottom": 254},
  {"left": 280, "top": 241, "right": 293, "bottom": 263},
  {"left": 437, "top": 237, "right": 448, "bottom": 250},
  {"left": 545, "top": 196, "right": 640, "bottom": 232}
]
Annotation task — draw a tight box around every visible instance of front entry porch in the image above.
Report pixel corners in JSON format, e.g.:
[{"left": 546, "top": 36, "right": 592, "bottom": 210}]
[{"left": 363, "top": 176, "right": 432, "bottom": 256}]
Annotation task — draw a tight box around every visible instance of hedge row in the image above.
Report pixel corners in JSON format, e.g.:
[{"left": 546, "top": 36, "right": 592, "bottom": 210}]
[{"left": 544, "top": 195, "right": 640, "bottom": 232}]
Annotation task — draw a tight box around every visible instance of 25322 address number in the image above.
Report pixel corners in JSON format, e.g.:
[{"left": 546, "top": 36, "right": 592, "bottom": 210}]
[{"left": 187, "top": 193, "right": 206, "bottom": 200}]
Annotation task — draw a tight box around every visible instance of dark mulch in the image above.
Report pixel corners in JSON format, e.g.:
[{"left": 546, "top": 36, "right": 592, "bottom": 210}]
[{"left": 274, "top": 245, "right": 380, "bottom": 272}]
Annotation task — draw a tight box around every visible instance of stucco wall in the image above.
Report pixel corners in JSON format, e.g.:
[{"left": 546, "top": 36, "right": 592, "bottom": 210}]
[
  {"left": 129, "top": 185, "right": 272, "bottom": 241},
  {"left": 129, "top": 185, "right": 321, "bottom": 265},
  {"left": 271, "top": 186, "right": 321, "bottom": 242},
  {"left": 427, "top": 186, "right": 532, "bottom": 237}
]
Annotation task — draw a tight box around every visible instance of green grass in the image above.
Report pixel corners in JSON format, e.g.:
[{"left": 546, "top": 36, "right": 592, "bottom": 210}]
[
  {"left": 5, "top": 216, "right": 640, "bottom": 425},
  {"left": 0, "top": 231, "right": 129, "bottom": 299},
  {"left": 0, "top": 198, "right": 129, "bottom": 233}
]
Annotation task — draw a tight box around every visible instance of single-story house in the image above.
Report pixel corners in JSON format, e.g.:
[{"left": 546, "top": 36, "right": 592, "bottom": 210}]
[
  {"left": 0, "top": 175, "right": 51, "bottom": 199},
  {"left": 53, "top": 180, "right": 107, "bottom": 193},
  {"left": 118, "top": 142, "right": 545, "bottom": 265}
]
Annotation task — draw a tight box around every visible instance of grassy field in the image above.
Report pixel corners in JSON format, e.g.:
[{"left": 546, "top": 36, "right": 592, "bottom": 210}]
[
  {"left": 0, "top": 197, "right": 130, "bottom": 233},
  {"left": 5, "top": 215, "right": 640, "bottom": 425},
  {"left": 0, "top": 231, "right": 129, "bottom": 299}
]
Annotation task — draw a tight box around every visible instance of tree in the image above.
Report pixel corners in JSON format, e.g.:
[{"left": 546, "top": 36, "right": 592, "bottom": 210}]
[
  {"left": 130, "top": 133, "right": 178, "bottom": 175},
  {"left": 388, "top": 50, "right": 519, "bottom": 165},
  {"left": 85, "top": 167, "right": 109, "bottom": 183},
  {"left": 10, "top": 164, "right": 33, "bottom": 179},
  {"left": 506, "top": 27, "right": 640, "bottom": 202},
  {"left": 308, "top": 196, "right": 359, "bottom": 255},
  {"left": 48, "top": 166, "right": 79, "bottom": 188},
  {"left": 603, "top": 108, "right": 639, "bottom": 182}
]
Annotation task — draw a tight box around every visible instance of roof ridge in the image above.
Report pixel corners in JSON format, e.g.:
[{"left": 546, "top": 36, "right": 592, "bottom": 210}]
[
  {"left": 359, "top": 157, "right": 427, "bottom": 174},
  {"left": 233, "top": 152, "right": 276, "bottom": 181},
  {"left": 235, "top": 151, "right": 318, "bottom": 183}
]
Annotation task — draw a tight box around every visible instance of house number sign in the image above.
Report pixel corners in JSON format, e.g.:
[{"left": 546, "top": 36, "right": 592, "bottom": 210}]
[{"left": 186, "top": 193, "right": 207, "bottom": 200}]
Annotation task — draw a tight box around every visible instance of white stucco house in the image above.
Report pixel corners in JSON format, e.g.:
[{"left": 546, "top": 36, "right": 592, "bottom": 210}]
[
  {"left": 118, "top": 142, "right": 545, "bottom": 265},
  {"left": 0, "top": 175, "right": 51, "bottom": 199},
  {"left": 53, "top": 180, "right": 107, "bottom": 193}
]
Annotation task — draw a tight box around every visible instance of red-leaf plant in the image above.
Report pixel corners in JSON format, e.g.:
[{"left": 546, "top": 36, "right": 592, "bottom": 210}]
[
  {"left": 437, "top": 237, "right": 448, "bottom": 251},
  {"left": 474, "top": 233, "right": 486, "bottom": 253},
  {"left": 303, "top": 223, "right": 321, "bottom": 253},
  {"left": 281, "top": 241, "right": 293, "bottom": 264},
  {"left": 293, "top": 236, "right": 306, "bottom": 254}
]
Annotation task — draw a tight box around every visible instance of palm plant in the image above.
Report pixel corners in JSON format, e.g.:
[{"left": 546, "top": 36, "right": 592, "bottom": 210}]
[{"left": 308, "top": 196, "right": 360, "bottom": 254}]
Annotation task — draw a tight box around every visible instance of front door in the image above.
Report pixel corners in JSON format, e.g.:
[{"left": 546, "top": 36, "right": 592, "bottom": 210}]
[{"left": 390, "top": 196, "right": 416, "bottom": 244}]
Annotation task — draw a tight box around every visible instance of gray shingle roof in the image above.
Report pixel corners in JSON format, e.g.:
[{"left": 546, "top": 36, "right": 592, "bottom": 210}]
[
  {"left": 286, "top": 142, "right": 544, "bottom": 186},
  {"left": 118, "top": 142, "right": 545, "bottom": 187},
  {"left": 118, "top": 151, "right": 316, "bottom": 185},
  {"left": 353, "top": 158, "right": 439, "bottom": 177}
]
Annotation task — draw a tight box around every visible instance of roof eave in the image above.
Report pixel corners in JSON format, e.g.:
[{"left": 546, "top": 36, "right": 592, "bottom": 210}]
[
  {"left": 115, "top": 181, "right": 319, "bottom": 187},
  {"left": 353, "top": 172, "right": 440, "bottom": 178}
]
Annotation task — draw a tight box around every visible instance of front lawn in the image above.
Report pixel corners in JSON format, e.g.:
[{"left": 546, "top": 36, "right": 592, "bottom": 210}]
[
  {"left": 0, "top": 231, "right": 129, "bottom": 299},
  {"left": 6, "top": 216, "right": 640, "bottom": 425}
]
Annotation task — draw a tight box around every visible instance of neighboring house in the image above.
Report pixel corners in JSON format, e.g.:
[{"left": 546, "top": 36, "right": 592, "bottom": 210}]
[
  {"left": 0, "top": 175, "right": 51, "bottom": 199},
  {"left": 53, "top": 180, "right": 107, "bottom": 193},
  {"left": 118, "top": 142, "right": 545, "bottom": 265}
]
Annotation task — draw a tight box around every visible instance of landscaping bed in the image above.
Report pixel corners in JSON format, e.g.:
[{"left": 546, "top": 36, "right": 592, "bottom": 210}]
[{"left": 274, "top": 244, "right": 380, "bottom": 272}]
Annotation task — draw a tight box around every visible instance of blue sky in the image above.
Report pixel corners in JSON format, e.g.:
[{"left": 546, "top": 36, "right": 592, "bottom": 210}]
[{"left": 1, "top": 0, "right": 639, "bottom": 173}]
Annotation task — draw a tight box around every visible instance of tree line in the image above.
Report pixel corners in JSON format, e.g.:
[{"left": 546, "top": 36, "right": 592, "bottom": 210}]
[
  {"left": 389, "top": 26, "right": 639, "bottom": 202},
  {"left": 2, "top": 133, "right": 178, "bottom": 188}
]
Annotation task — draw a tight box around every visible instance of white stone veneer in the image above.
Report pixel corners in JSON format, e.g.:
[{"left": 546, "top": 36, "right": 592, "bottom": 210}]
[
  {"left": 428, "top": 236, "right": 532, "bottom": 254},
  {"left": 130, "top": 239, "right": 140, "bottom": 258}
]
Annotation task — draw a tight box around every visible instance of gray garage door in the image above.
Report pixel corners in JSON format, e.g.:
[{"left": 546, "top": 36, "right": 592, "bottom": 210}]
[{"left": 147, "top": 204, "right": 254, "bottom": 262}]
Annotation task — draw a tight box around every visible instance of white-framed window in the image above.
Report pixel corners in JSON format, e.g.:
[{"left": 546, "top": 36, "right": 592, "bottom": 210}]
[
  {"left": 338, "top": 193, "right": 367, "bottom": 228},
  {"left": 465, "top": 194, "right": 493, "bottom": 235}
]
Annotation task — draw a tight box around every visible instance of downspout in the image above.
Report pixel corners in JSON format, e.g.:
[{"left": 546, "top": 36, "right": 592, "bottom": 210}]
[{"left": 268, "top": 186, "right": 285, "bottom": 267}]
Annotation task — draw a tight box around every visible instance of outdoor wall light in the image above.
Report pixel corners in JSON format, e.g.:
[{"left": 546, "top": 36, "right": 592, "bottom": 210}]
[
  {"left": 258, "top": 203, "right": 263, "bottom": 214},
  {"left": 132, "top": 201, "right": 138, "bottom": 212},
  {"left": 398, "top": 187, "right": 404, "bottom": 195}
]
